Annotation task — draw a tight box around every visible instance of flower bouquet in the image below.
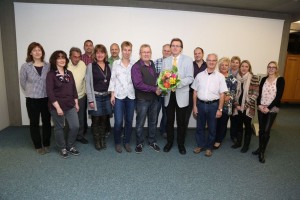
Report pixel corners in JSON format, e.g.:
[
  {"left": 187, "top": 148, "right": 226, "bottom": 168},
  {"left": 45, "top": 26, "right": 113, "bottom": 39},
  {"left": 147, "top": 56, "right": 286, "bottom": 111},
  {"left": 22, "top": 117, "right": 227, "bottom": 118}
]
[{"left": 157, "top": 66, "right": 180, "bottom": 94}]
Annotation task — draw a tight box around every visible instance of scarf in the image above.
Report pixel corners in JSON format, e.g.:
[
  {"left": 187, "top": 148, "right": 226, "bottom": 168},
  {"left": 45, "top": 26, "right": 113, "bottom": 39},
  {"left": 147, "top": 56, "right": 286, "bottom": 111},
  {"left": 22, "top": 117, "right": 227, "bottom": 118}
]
[
  {"left": 55, "top": 69, "right": 70, "bottom": 82},
  {"left": 235, "top": 72, "right": 252, "bottom": 114}
]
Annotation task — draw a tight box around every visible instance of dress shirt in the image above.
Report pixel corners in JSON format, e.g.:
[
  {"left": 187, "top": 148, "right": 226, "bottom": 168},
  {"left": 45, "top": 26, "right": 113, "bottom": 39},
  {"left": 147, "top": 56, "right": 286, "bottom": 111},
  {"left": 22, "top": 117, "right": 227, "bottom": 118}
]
[
  {"left": 108, "top": 59, "right": 135, "bottom": 100},
  {"left": 81, "top": 53, "right": 93, "bottom": 66},
  {"left": 193, "top": 60, "right": 207, "bottom": 78},
  {"left": 19, "top": 62, "right": 50, "bottom": 98},
  {"left": 191, "top": 69, "right": 228, "bottom": 101},
  {"left": 108, "top": 56, "right": 120, "bottom": 68},
  {"left": 154, "top": 57, "right": 163, "bottom": 74},
  {"left": 131, "top": 59, "right": 157, "bottom": 93},
  {"left": 68, "top": 60, "right": 86, "bottom": 99}
]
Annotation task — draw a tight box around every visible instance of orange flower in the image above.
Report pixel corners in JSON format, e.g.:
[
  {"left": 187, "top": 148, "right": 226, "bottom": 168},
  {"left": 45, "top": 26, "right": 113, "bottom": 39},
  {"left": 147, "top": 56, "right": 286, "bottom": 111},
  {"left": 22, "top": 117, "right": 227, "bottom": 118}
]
[{"left": 164, "top": 82, "right": 171, "bottom": 88}]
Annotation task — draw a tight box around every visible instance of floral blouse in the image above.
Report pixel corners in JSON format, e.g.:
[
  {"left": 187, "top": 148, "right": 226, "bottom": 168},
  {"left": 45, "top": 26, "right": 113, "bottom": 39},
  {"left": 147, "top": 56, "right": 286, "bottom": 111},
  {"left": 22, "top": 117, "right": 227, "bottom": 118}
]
[{"left": 223, "top": 74, "right": 237, "bottom": 115}]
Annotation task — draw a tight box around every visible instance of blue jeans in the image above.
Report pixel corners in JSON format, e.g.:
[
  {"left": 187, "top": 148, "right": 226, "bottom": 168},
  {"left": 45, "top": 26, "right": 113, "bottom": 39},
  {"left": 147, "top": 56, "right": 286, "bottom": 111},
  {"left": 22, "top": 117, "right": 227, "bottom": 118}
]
[
  {"left": 113, "top": 97, "right": 135, "bottom": 145},
  {"left": 51, "top": 107, "right": 79, "bottom": 150},
  {"left": 157, "top": 96, "right": 167, "bottom": 134},
  {"left": 135, "top": 98, "right": 159, "bottom": 145},
  {"left": 195, "top": 100, "right": 218, "bottom": 149}
]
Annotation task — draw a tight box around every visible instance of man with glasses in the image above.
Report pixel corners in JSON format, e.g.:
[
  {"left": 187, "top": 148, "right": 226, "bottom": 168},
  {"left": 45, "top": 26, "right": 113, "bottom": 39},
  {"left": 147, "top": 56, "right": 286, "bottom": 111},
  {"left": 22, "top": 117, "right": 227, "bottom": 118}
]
[
  {"left": 162, "top": 38, "right": 194, "bottom": 155},
  {"left": 131, "top": 44, "right": 162, "bottom": 153},
  {"left": 191, "top": 53, "right": 228, "bottom": 157}
]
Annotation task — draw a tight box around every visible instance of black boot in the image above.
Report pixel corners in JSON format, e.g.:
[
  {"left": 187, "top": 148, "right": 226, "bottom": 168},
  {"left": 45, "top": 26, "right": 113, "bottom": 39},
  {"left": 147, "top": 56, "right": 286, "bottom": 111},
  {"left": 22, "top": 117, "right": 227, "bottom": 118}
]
[
  {"left": 231, "top": 132, "right": 242, "bottom": 149},
  {"left": 252, "top": 132, "right": 263, "bottom": 155},
  {"left": 99, "top": 116, "right": 107, "bottom": 150},
  {"left": 241, "top": 131, "right": 252, "bottom": 153},
  {"left": 252, "top": 148, "right": 260, "bottom": 155},
  {"left": 91, "top": 117, "right": 101, "bottom": 150},
  {"left": 259, "top": 136, "right": 269, "bottom": 163}
]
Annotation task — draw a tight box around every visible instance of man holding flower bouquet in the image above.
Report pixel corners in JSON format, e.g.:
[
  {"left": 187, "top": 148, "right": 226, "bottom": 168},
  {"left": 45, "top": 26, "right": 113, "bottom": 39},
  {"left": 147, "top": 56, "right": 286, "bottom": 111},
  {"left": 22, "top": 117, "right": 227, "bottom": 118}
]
[{"left": 161, "top": 38, "right": 194, "bottom": 155}]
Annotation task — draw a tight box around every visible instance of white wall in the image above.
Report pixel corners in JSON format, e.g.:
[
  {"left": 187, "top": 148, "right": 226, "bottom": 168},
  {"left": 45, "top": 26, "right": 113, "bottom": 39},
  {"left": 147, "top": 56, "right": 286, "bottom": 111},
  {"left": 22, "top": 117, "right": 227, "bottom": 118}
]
[
  {"left": 14, "top": 3, "right": 284, "bottom": 127},
  {"left": 0, "top": 25, "right": 10, "bottom": 130}
]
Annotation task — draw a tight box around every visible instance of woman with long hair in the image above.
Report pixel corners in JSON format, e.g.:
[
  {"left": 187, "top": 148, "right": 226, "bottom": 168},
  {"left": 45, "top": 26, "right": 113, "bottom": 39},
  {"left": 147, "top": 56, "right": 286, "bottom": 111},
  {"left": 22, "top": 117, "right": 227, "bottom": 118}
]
[
  {"left": 86, "top": 44, "right": 112, "bottom": 151},
  {"left": 231, "top": 60, "right": 259, "bottom": 153},
  {"left": 19, "top": 42, "right": 51, "bottom": 155},
  {"left": 252, "top": 61, "right": 285, "bottom": 163},
  {"left": 46, "top": 50, "right": 80, "bottom": 158}
]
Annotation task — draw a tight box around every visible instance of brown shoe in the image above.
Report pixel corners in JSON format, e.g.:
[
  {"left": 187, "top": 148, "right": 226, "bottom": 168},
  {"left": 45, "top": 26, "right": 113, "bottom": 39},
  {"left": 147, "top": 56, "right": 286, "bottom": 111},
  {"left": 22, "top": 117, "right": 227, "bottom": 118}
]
[
  {"left": 36, "top": 148, "right": 46, "bottom": 155},
  {"left": 205, "top": 149, "right": 212, "bottom": 157},
  {"left": 44, "top": 146, "right": 51, "bottom": 153},
  {"left": 193, "top": 147, "right": 203, "bottom": 154},
  {"left": 115, "top": 144, "right": 122, "bottom": 153},
  {"left": 124, "top": 144, "right": 132, "bottom": 153}
]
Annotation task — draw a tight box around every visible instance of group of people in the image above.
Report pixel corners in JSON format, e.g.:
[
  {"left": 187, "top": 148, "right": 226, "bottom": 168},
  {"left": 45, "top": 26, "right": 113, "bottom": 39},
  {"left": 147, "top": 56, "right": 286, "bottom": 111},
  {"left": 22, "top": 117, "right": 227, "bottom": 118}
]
[{"left": 19, "top": 38, "right": 285, "bottom": 163}]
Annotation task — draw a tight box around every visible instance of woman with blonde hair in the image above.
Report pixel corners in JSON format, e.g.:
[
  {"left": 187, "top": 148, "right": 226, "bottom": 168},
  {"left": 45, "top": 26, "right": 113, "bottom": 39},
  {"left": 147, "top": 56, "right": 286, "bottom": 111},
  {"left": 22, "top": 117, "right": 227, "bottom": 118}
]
[
  {"left": 252, "top": 61, "right": 285, "bottom": 163},
  {"left": 213, "top": 57, "right": 237, "bottom": 149},
  {"left": 231, "top": 60, "right": 259, "bottom": 153}
]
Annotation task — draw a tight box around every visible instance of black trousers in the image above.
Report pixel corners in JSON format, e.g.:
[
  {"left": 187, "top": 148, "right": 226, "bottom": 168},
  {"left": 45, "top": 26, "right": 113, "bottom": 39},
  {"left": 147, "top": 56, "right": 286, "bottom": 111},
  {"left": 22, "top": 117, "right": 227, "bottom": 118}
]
[
  {"left": 258, "top": 110, "right": 277, "bottom": 141},
  {"left": 166, "top": 92, "right": 188, "bottom": 146},
  {"left": 236, "top": 111, "right": 252, "bottom": 146},
  {"left": 26, "top": 97, "right": 51, "bottom": 149}
]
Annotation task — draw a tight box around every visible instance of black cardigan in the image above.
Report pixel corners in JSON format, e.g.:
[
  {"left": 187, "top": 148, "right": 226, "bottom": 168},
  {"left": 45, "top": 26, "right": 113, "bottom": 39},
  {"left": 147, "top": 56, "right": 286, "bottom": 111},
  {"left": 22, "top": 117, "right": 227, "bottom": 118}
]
[{"left": 257, "top": 76, "right": 285, "bottom": 109}]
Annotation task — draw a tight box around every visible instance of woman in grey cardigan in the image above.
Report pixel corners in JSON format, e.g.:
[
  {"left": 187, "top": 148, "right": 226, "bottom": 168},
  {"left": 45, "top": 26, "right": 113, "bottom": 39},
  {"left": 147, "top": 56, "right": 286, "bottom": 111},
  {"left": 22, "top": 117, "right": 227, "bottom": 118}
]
[{"left": 86, "top": 44, "right": 112, "bottom": 150}]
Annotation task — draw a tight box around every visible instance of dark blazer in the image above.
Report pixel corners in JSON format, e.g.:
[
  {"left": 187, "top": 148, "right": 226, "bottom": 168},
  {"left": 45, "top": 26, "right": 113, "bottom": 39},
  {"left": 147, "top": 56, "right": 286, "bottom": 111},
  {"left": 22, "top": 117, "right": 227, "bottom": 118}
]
[{"left": 257, "top": 76, "right": 285, "bottom": 109}]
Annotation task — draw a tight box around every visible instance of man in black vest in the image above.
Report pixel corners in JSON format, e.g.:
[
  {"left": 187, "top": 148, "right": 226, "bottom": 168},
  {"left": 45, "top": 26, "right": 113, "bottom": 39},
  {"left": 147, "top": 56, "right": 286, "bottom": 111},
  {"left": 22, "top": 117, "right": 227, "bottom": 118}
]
[{"left": 131, "top": 44, "right": 162, "bottom": 153}]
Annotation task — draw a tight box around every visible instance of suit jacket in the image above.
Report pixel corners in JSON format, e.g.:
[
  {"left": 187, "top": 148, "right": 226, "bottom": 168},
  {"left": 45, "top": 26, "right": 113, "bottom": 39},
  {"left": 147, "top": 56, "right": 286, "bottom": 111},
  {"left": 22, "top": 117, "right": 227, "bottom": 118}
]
[{"left": 162, "top": 54, "right": 194, "bottom": 107}]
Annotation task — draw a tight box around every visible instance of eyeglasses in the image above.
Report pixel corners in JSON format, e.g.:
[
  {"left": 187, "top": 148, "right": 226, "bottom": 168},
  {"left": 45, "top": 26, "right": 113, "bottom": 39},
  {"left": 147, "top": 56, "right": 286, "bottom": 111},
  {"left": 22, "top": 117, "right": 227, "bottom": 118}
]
[
  {"left": 267, "top": 66, "right": 277, "bottom": 70},
  {"left": 171, "top": 45, "right": 182, "bottom": 48},
  {"left": 141, "top": 51, "right": 151, "bottom": 54}
]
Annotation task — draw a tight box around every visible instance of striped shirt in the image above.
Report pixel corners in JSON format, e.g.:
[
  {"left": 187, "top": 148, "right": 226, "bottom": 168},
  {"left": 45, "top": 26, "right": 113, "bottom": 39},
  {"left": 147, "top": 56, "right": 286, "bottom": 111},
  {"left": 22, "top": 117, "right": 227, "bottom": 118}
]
[{"left": 19, "top": 62, "right": 50, "bottom": 98}]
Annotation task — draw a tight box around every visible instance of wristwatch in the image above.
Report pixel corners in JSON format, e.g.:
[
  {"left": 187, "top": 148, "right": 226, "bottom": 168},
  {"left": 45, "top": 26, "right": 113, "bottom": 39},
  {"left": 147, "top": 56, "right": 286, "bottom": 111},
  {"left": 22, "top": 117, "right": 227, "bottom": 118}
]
[{"left": 218, "top": 108, "right": 223, "bottom": 112}]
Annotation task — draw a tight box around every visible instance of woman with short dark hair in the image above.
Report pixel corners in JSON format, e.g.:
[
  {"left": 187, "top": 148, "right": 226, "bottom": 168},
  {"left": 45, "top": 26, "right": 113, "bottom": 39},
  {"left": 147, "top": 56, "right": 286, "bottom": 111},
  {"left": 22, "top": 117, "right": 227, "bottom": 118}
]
[
  {"left": 46, "top": 50, "right": 80, "bottom": 158},
  {"left": 19, "top": 42, "right": 51, "bottom": 155}
]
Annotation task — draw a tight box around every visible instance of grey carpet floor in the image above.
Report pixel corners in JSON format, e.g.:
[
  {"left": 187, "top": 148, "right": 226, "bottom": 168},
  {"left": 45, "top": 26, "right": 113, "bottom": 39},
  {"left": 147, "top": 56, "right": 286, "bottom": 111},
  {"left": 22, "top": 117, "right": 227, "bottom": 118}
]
[{"left": 0, "top": 104, "right": 300, "bottom": 200}]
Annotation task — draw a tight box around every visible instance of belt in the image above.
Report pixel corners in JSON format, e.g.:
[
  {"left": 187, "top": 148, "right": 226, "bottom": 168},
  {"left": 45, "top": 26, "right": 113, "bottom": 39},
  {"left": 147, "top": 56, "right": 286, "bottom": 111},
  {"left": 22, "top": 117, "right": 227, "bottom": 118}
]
[
  {"left": 94, "top": 91, "right": 111, "bottom": 96},
  {"left": 199, "top": 99, "right": 219, "bottom": 104}
]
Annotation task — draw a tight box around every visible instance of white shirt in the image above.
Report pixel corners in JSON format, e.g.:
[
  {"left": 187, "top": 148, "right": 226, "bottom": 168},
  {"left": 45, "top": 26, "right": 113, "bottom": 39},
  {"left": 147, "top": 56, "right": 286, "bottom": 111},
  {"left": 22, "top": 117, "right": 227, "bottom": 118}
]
[
  {"left": 108, "top": 59, "right": 135, "bottom": 100},
  {"left": 191, "top": 69, "right": 228, "bottom": 101}
]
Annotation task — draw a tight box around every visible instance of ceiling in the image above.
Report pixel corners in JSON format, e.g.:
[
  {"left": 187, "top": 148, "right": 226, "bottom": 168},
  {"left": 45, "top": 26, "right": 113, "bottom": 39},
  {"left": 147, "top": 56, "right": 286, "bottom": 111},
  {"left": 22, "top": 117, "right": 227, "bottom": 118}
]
[{"left": 146, "top": 0, "right": 300, "bottom": 21}]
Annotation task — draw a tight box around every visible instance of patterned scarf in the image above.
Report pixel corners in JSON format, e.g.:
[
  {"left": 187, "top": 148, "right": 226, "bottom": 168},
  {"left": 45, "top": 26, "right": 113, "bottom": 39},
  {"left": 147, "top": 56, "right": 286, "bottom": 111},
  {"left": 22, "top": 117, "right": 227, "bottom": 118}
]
[
  {"left": 55, "top": 69, "right": 70, "bottom": 82},
  {"left": 235, "top": 72, "right": 252, "bottom": 113}
]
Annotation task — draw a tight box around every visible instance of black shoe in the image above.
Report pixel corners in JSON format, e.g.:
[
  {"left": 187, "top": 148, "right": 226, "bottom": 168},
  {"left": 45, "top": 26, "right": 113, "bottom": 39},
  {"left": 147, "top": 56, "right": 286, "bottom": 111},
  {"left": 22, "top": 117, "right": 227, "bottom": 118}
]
[
  {"left": 76, "top": 137, "right": 88, "bottom": 144},
  {"left": 59, "top": 149, "right": 68, "bottom": 159},
  {"left": 67, "top": 147, "right": 80, "bottom": 156},
  {"left": 259, "top": 152, "right": 265, "bottom": 163},
  {"left": 149, "top": 143, "right": 160, "bottom": 152},
  {"left": 178, "top": 145, "right": 186, "bottom": 155},
  {"left": 163, "top": 143, "right": 173, "bottom": 152},
  {"left": 231, "top": 143, "right": 242, "bottom": 149},
  {"left": 252, "top": 148, "right": 260, "bottom": 155},
  {"left": 240, "top": 146, "right": 249, "bottom": 153},
  {"left": 135, "top": 144, "right": 143, "bottom": 153}
]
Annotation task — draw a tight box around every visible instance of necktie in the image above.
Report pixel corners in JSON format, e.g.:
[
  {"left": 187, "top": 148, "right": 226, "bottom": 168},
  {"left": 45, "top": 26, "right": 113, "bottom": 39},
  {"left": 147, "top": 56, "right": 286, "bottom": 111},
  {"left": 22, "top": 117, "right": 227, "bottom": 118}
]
[{"left": 173, "top": 57, "right": 177, "bottom": 67}]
